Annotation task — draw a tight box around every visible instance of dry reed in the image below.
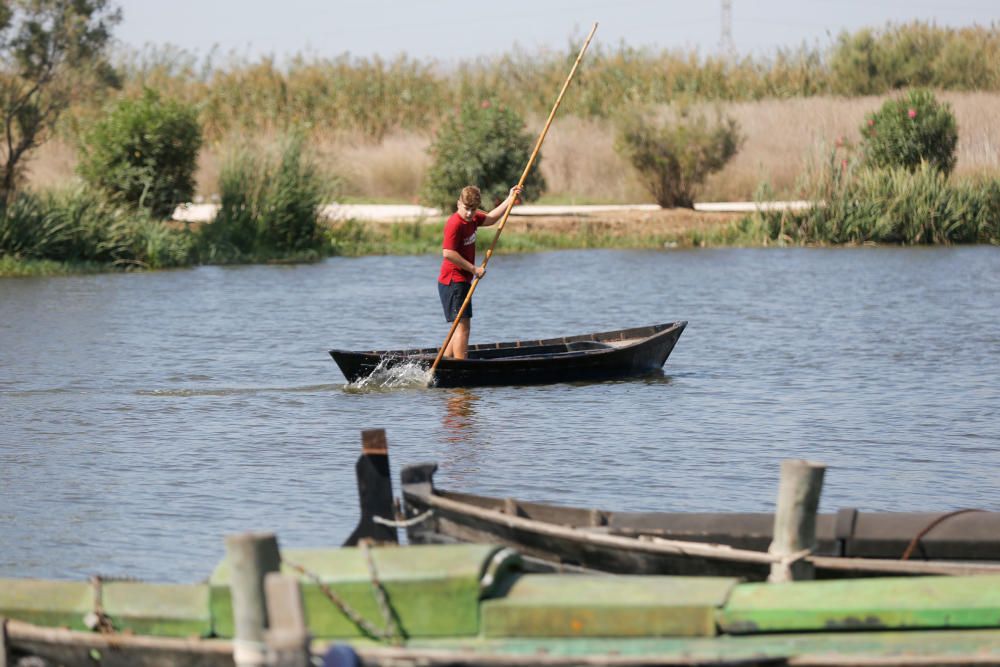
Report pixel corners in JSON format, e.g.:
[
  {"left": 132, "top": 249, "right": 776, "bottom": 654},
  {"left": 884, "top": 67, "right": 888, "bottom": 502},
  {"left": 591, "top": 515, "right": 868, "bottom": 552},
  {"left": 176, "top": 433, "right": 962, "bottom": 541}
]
[{"left": 25, "top": 93, "right": 1000, "bottom": 204}]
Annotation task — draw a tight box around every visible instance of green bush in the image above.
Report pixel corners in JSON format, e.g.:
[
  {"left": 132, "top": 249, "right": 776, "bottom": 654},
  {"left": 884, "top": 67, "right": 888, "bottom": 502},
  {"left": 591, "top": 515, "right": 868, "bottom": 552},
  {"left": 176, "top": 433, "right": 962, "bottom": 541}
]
[
  {"left": 0, "top": 186, "right": 194, "bottom": 267},
  {"left": 615, "top": 107, "right": 742, "bottom": 208},
  {"left": 200, "top": 135, "right": 328, "bottom": 261},
  {"left": 421, "top": 101, "right": 545, "bottom": 211},
  {"left": 78, "top": 88, "right": 203, "bottom": 218},
  {"left": 860, "top": 89, "right": 958, "bottom": 175}
]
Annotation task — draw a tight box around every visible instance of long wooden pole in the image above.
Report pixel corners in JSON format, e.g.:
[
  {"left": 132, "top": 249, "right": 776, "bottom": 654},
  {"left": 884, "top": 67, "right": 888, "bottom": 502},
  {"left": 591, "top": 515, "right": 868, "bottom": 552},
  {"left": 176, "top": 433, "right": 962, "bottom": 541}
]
[{"left": 428, "top": 23, "right": 598, "bottom": 382}]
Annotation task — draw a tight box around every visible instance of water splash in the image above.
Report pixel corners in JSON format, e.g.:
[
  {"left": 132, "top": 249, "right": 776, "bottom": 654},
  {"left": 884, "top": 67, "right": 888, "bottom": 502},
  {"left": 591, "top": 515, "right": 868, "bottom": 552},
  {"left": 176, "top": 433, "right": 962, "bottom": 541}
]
[{"left": 345, "top": 356, "right": 434, "bottom": 392}]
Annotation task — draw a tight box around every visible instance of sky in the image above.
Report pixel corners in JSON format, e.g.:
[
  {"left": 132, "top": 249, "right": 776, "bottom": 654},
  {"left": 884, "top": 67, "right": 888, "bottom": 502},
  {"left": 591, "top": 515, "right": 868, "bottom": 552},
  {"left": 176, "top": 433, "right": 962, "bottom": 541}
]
[{"left": 113, "top": 0, "right": 997, "bottom": 64}]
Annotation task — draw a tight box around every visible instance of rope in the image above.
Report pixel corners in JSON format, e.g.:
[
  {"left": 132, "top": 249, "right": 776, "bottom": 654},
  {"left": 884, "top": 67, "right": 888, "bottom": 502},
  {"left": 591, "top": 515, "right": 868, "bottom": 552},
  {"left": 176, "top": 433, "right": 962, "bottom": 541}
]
[
  {"left": 85, "top": 576, "right": 115, "bottom": 634},
  {"left": 372, "top": 509, "right": 433, "bottom": 528},
  {"left": 901, "top": 508, "right": 983, "bottom": 561},
  {"left": 778, "top": 548, "right": 813, "bottom": 567}
]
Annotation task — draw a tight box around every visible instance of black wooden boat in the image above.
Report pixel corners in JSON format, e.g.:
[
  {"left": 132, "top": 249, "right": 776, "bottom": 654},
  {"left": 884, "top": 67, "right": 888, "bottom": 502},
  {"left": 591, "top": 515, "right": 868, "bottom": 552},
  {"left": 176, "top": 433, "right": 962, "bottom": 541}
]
[
  {"left": 330, "top": 321, "right": 686, "bottom": 388},
  {"left": 400, "top": 463, "right": 1000, "bottom": 580}
]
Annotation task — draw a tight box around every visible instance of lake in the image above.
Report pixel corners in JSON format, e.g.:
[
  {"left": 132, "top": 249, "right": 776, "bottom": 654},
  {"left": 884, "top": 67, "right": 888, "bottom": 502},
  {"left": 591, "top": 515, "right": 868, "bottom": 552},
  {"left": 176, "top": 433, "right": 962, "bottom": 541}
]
[{"left": 1, "top": 247, "right": 998, "bottom": 582}]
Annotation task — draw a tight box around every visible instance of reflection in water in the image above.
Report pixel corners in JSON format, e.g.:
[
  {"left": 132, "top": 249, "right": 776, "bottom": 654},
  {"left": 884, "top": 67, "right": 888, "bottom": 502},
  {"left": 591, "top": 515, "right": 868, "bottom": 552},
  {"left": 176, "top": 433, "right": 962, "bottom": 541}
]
[
  {"left": 442, "top": 387, "right": 480, "bottom": 445},
  {"left": 437, "top": 387, "right": 491, "bottom": 483}
]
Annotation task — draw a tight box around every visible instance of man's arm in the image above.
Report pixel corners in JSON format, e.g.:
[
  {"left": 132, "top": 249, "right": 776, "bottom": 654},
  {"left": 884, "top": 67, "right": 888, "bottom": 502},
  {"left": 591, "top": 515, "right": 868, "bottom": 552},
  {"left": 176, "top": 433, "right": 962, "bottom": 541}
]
[
  {"left": 443, "top": 249, "right": 484, "bottom": 278},
  {"left": 481, "top": 185, "right": 524, "bottom": 226}
]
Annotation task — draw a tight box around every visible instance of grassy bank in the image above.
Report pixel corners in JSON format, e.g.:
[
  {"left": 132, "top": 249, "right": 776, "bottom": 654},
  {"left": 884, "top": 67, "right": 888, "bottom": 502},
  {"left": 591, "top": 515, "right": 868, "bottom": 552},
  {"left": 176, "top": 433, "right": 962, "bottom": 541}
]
[
  {"left": 4, "top": 193, "right": 997, "bottom": 278},
  {"left": 324, "top": 218, "right": 735, "bottom": 257},
  {"left": 0, "top": 255, "right": 109, "bottom": 277}
]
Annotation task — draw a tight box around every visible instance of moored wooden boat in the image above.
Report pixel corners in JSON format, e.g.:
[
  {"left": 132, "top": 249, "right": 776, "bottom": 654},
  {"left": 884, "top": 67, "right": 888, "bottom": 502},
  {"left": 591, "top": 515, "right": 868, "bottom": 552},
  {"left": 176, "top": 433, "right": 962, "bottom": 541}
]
[
  {"left": 6, "top": 544, "right": 1000, "bottom": 667},
  {"left": 329, "top": 321, "right": 686, "bottom": 387},
  {"left": 400, "top": 462, "right": 1000, "bottom": 580}
]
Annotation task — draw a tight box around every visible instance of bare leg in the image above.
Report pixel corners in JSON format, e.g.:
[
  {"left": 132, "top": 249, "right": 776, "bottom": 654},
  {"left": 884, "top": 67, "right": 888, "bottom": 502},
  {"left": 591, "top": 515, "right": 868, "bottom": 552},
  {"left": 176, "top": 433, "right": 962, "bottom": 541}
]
[{"left": 448, "top": 318, "right": 471, "bottom": 359}]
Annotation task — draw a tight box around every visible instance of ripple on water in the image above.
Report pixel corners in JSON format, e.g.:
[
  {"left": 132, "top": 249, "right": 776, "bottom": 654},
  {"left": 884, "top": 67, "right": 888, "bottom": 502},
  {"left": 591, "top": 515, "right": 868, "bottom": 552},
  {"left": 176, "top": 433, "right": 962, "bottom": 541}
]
[
  {"left": 1, "top": 247, "right": 998, "bottom": 582},
  {"left": 135, "top": 383, "right": 341, "bottom": 397}
]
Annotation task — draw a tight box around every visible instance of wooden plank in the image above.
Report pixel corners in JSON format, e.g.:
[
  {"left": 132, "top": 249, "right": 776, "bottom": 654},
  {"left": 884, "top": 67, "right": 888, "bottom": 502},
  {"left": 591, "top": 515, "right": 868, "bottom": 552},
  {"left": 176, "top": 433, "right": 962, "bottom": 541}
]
[
  {"left": 102, "top": 582, "right": 211, "bottom": 637},
  {"left": 357, "top": 628, "right": 1000, "bottom": 664},
  {"left": 6, "top": 619, "right": 233, "bottom": 667},
  {"left": 718, "top": 574, "right": 1000, "bottom": 634},
  {"left": 481, "top": 575, "right": 738, "bottom": 638},
  {"left": 0, "top": 580, "right": 91, "bottom": 630}
]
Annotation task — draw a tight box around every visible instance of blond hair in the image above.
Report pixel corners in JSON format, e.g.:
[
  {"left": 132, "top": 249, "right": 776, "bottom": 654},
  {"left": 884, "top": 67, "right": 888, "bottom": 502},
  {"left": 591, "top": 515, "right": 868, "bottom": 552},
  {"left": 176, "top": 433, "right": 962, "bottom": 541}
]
[{"left": 459, "top": 185, "right": 481, "bottom": 209}]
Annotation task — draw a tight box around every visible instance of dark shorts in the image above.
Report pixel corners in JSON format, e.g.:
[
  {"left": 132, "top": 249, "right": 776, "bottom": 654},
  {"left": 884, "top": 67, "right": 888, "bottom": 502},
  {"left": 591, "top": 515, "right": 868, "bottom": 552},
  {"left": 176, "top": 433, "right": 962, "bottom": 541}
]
[{"left": 438, "top": 280, "right": 472, "bottom": 322}]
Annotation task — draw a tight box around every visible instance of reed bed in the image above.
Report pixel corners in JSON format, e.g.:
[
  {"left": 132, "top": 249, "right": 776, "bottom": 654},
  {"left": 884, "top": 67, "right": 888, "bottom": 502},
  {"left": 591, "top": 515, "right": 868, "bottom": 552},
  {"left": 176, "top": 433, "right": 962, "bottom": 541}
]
[
  {"left": 754, "top": 163, "right": 1000, "bottom": 245},
  {"left": 99, "top": 23, "right": 1000, "bottom": 143},
  {"left": 28, "top": 92, "right": 1000, "bottom": 205}
]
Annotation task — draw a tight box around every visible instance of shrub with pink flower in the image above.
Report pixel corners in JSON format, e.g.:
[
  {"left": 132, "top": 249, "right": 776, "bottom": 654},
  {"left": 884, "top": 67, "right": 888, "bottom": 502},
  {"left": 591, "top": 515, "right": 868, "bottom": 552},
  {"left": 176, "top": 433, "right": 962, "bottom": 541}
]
[{"left": 859, "top": 88, "right": 957, "bottom": 175}]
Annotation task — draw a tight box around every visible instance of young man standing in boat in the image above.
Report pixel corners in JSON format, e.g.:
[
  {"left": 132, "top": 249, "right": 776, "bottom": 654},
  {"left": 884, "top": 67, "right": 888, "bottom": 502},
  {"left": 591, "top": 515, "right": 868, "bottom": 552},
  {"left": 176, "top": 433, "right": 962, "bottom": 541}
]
[{"left": 439, "top": 184, "right": 523, "bottom": 359}]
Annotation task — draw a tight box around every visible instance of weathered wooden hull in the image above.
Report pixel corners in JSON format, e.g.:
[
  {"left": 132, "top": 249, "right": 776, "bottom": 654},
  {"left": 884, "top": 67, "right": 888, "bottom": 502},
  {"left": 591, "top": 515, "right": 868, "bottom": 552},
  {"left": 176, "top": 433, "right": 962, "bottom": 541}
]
[
  {"left": 5, "top": 619, "right": 233, "bottom": 667},
  {"left": 330, "top": 321, "right": 686, "bottom": 388},
  {"left": 401, "top": 463, "right": 1000, "bottom": 580}
]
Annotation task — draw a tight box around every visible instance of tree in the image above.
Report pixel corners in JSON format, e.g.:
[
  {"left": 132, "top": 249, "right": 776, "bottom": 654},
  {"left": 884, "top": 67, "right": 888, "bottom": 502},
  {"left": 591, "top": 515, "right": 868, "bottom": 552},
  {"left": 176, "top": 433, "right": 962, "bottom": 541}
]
[
  {"left": 616, "top": 107, "right": 742, "bottom": 208},
  {"left": 421, "top": 101, "right": 545, "bottom": 211},
  {"left": 78, "top": 88, "right": 202, "bottom": 217},
  {"left": 0, "top": 0, "right": 121, "bottom": 203}
]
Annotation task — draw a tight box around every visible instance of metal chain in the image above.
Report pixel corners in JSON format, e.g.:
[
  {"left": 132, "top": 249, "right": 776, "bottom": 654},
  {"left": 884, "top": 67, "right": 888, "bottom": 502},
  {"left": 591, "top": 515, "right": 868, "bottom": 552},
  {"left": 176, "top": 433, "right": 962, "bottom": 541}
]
[
  {"left": 283, "top": 550, "right": 403, "bottom": 645},
  {"left": 360, "top": 540, "right": 403, "bottom": 645},
  {"left": 282, "top": 559, "right": 387, "bottom": 642}
]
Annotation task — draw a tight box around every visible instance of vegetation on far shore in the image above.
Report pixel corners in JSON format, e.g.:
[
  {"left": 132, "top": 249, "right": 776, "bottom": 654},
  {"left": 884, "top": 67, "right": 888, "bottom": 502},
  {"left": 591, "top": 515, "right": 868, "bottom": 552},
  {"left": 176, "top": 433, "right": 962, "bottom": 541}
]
[
  {"left": 2, "top": 14, "right": 1000, "bottom": 278},
  {"left": 5, "top": 161, "right": 997, "bottom": 278},
  {"left": 107, "top": 21, "right": 1000, "bottom": 142}
]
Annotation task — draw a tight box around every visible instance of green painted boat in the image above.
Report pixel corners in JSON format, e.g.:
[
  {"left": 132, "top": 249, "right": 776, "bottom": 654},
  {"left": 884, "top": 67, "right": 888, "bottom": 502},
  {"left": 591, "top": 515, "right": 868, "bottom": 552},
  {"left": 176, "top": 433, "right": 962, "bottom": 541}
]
[{"left": 3, "top": 543, "right": 1000, "bottom": 666}]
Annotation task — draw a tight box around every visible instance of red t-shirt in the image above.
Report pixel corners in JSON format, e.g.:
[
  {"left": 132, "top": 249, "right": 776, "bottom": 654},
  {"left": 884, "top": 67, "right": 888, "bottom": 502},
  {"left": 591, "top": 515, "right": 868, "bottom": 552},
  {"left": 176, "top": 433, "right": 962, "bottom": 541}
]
[{"left": 438, "top": 211, "right": 487, "bottom": 284}]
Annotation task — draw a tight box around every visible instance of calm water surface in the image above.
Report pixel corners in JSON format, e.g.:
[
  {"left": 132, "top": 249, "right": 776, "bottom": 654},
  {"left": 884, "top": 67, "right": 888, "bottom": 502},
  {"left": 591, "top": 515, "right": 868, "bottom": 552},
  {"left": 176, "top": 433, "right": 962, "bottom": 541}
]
[{"left": 1, "top": 247, "right": 999, "bottom": 582}]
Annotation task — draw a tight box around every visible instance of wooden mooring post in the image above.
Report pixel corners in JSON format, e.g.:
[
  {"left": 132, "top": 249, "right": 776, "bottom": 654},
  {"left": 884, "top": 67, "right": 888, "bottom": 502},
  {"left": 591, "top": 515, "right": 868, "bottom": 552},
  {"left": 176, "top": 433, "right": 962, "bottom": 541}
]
[
  {"left": 226, "top": 532, "right": 282, "bottom": 667},
  {"left": 768, "top": 459, "right": 826, "bottom": 583},
  {"left": 1, "top": 617, "right": 9, "bottom": 667},
  {"left": 264, "top": 573, "right": 311, "bottom": 667},
  {"left": 344, "top": 428, "right": 398, "bottom": 546}
]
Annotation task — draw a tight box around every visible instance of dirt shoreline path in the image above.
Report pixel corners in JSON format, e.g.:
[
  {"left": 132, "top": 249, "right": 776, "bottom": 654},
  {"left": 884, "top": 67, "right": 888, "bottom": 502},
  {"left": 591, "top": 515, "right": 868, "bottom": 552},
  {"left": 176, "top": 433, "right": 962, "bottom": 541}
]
[
  {"left": 172, "top": 202, "right": 754, "bottom": 237},
  {"left": 172, "top": 202, "right": 764, "bottom": 238},
  {"left": 498, "top": 208, "right": 745, "bottom": 237}
]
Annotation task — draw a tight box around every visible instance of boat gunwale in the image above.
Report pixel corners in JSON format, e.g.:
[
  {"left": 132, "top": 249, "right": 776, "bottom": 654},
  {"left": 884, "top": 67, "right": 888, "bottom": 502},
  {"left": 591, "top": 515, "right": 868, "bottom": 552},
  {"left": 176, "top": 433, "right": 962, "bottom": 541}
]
[
  {"left": 329, "top": 321, "right": 686, "bottom": 366},
  {"left": 402, "top": 484, "right": 1000, "bottom": 577}
]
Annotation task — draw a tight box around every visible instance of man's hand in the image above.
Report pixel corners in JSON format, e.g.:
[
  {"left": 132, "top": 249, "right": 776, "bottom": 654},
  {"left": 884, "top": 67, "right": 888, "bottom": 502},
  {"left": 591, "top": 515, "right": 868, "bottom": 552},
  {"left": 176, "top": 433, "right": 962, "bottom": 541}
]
[
  {"left": 474, "top": 265, "right": 486, "bottom": 279},
  {"left": 484, "top": 186, "right": 526, "bottom": 226}
]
